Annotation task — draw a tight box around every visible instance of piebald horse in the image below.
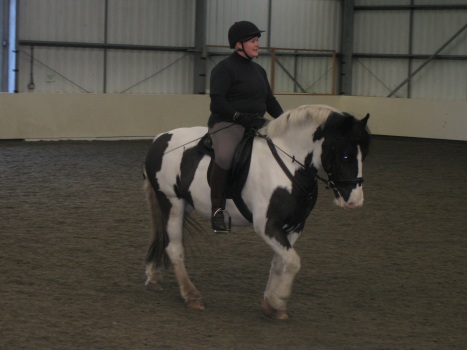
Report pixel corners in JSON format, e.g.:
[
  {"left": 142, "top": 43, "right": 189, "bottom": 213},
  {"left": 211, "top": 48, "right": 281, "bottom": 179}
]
[{"left": 143, "top": 104, "right": 370, "bottom": 319}]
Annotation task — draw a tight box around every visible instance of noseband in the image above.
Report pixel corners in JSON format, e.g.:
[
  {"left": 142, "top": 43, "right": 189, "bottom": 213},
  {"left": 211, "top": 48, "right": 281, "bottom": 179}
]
[{"left": 318, "top": 174, "right": 364, "bottom": 198}]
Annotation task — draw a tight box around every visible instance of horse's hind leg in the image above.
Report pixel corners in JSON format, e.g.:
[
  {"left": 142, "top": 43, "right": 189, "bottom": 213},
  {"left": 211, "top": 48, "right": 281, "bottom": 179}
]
[
  {"left": 144, "top": 179, "right": 204, "bottom": 310},
  {"left": 165, "top": 201, "right": 205, "bottom": 310},
  {"left": 144, "top": 179, "right": 166, "bottom": 291}
]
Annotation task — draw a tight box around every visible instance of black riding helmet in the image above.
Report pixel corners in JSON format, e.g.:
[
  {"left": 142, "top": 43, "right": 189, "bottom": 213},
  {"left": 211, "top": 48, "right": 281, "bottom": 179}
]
[{"left": 228, "top": 21, "right": 265, "bottom": 48}]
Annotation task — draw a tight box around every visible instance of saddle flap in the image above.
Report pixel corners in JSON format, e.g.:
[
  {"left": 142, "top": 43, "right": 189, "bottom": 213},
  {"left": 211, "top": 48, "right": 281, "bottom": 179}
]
[{"left": 199, "top": 131, "right": 255, "bottom": 223}]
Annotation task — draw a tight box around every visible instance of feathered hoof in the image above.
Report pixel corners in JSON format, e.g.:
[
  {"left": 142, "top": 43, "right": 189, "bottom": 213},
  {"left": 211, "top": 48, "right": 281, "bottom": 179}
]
[
  {"left": 145, "top": 281, "right": 164, "bottom": 292},
  {"left": 186, "top": 299, "right": 205, "bottom": 311},
  {"left": 261, "top": 299, "right": 289, "bottom": 320}
]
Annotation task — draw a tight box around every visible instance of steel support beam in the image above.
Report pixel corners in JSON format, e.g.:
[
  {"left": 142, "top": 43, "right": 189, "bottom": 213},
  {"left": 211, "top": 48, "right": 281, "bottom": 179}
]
[
  {"left": 267, "top": 0, "right": 272, "bottom": 48},
  {"left": 18, "top": 40, "right": 193, "bottom": 52},
  {"left": 355, "top": 5, "right": 467, "bottom": 11},
  {"left": 103, "top": 0, "right": 109, "bottom": 93},
  {"left": 339, "top": 0, "right": 354, "bottom": 95},
  {"left": 407, "top": 0, "right": 415, "bottom": 98},
  {"left": 193, "top": 0, "right": 207, "bottom": 94},
  {"left": 1, "top": 0, "right": 6, "bottom": 91}
]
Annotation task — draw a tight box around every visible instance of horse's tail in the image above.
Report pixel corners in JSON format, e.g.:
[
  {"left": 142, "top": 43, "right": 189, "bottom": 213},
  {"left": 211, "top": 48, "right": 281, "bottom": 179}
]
[{"left": 143, "top": 176, "right": 170, "bottom": 269}]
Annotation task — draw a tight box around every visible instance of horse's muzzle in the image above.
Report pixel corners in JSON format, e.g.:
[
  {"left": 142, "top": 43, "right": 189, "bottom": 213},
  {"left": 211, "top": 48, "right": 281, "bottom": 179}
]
[{"left": 334, "top": 186, "right": 364, "bottom": 210}]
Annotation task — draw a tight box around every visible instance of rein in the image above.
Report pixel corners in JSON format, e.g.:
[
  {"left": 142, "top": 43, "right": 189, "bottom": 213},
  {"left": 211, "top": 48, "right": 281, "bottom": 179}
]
[
  {"left": 162, "top": 124, "right": 236, "bottom": 155},
  {"left": 264, "top": 137, "right": 315, "bottom": 197}
]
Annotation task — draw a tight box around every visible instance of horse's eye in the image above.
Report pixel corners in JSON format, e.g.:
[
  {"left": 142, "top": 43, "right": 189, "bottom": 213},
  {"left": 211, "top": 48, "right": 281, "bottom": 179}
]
[{"left": 341, "top": 154, "right": 353, "bottom": 162}]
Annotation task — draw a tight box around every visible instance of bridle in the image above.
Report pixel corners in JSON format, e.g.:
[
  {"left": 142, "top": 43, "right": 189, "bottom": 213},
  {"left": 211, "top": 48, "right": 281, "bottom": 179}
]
[
  {"left": 260, "top": 133, "right": 364, "bottom": 198},
  {"left": 320, "top": 144, "right": 365, "bottom": 197},
  {"left": 321, "top": 175, "right": 364, "bottom": 198}
]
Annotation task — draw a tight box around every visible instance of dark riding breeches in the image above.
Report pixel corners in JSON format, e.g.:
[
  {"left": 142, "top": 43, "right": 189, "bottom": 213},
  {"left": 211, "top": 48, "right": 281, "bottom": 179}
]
[{"left": 209, "top": 122, "right": 245, "bottom": 170}]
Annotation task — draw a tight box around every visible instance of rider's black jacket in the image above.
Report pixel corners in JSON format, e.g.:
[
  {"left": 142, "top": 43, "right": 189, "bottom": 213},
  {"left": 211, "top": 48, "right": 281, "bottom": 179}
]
[{"left": 208, "top": 52, "right": 283, "bottom": 128}]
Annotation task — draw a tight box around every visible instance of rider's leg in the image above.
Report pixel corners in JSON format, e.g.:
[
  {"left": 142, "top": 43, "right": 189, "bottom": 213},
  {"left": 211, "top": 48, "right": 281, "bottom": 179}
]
[
  {"left": 209, "top": 122, "right": 245, "bottom": 233},
  {"left": 210, "top": 162, "right": 230, "bottom": 232}
]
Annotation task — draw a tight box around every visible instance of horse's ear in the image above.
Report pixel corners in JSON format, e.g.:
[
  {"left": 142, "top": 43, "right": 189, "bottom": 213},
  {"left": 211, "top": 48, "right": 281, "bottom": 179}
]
[{"left": 360, "top": 113, "right": 370, "bottom": 128}]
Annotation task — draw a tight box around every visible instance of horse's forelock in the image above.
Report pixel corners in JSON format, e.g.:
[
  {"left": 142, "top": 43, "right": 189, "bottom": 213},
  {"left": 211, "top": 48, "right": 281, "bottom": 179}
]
[
  {"left": 265, "top": 104, "right": 340, "bottom": 138},
  {"left": 319, "top": 111, "right": 371, "bottom": 159}
]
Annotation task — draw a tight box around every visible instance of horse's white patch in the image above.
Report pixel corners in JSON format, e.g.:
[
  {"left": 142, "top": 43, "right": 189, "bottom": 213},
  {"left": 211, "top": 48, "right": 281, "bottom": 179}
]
[
  {"left": 265, "top": 104, "right": 338, "bottom": 139},
  {"left": 312, "top": 138, "right": 324, "bottom": 169},
  {"left": 357, "top": 145, "right": 363, "bottom": 178},
  {"left": 335, "top": 145, "right": 364, "bottom": 209}
]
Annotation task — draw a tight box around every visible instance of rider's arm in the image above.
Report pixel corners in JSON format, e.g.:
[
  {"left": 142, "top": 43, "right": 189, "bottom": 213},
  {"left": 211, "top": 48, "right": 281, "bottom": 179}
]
[{"left": 266, "top": 96, "right": 283, "bottom": 118}]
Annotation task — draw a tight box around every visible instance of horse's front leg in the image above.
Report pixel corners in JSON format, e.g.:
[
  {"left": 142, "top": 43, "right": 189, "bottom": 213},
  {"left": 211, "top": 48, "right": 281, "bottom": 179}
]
[{"left": 261, "top": 232, "right": 301, "bottom": 320}]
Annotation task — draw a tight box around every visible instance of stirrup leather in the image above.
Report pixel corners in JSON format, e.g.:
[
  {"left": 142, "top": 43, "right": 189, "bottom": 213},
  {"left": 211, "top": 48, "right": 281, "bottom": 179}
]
[{"left": 211, "top": 208, "right": 231, "bottom": 233}]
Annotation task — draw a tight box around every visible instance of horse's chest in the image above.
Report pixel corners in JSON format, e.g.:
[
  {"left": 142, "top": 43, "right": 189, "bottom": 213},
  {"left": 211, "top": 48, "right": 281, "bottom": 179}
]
[{"left": 265, "top": 178, "right": 318, "bottom": 232}]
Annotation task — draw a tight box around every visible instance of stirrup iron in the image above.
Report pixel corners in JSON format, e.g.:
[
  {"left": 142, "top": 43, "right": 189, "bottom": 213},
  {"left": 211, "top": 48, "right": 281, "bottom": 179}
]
[{"left": 211, "top": 208, "right": 231, "bottom": 233}]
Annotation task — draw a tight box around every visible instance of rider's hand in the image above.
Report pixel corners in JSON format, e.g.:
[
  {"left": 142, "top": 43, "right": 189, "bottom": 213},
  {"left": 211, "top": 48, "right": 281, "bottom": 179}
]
[{"left": 233, "top": 112, "right": 267, "bottom": 130}]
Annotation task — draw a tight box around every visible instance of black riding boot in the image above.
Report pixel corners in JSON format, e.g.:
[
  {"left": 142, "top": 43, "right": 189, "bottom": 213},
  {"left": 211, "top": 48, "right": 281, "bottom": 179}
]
[{"left": 210, "top": 163, "right": 230, "bottom": 233}]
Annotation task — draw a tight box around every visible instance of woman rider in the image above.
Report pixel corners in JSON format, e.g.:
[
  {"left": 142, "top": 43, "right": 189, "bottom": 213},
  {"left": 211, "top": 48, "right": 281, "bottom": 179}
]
[{"left": 208, "top": 21, "right": 284, "bottom": 233}]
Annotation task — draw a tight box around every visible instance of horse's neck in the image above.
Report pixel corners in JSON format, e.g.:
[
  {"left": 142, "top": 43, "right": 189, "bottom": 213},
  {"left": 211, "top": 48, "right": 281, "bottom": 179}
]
[{"left": 268, "top": 122, "right": 322, "bottom": 168}]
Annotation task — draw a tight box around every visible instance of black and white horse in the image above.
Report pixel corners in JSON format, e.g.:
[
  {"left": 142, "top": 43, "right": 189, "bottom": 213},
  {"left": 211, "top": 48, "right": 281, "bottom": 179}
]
[{"left": 143, "top": 104, "right": 370, "bottom": 319}]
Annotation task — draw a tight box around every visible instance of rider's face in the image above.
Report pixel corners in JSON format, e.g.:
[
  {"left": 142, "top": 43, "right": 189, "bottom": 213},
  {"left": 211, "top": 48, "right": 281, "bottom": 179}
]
[{"left": 237, "top": 37, "right": 260, "bottom": 58}]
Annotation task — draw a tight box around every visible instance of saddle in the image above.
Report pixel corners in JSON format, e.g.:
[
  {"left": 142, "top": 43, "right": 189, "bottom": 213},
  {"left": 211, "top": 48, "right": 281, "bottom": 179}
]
[{"left": 196, "top": 130, "right": 255, "bottom": 222}]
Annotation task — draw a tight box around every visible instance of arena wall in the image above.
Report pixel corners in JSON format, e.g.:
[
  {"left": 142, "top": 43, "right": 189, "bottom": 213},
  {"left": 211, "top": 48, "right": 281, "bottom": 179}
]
[{"left": 0, "top": 94, "right": 466, "bottom": 141}]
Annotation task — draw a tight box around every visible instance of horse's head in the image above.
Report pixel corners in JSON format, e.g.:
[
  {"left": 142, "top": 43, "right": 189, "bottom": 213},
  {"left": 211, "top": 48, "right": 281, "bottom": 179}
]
[{"left": 315, "top": 112, "right": 370, "bottom": 210}]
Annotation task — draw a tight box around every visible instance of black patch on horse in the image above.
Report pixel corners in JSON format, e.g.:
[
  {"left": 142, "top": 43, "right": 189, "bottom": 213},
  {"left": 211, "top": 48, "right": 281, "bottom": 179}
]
[
  {"left": 265, "top": 152, "right": 318, "bottom": 247},
  {"left": 145, "top": 133, "right": 172, "bottom": 188},
  {"left": 174, "top": 146, "right": 205, "bottom": 207}
]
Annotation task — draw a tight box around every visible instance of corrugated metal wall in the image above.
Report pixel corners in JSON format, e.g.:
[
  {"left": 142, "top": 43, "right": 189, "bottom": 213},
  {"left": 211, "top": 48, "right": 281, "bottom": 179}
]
[
  {"left": 205, "top": 0, "right": 270, "bottom": 46},
  {"left": 18, "top": 46, "right": 104, "bottom": 93},
  {"left": 269, "top": 0, "right": 341, "bottom": 50},
  {"left": 15, "top": 0, "right": 467, "bottom": 100},
  {"left": 17, "top": 0, "right": 195, "bottom": 94},
  {"left": 19, "top": 0, "right": 104, "bottom": 42},
  {"left": 353, "top": 0, "right": 467, "bottom": 100}
]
